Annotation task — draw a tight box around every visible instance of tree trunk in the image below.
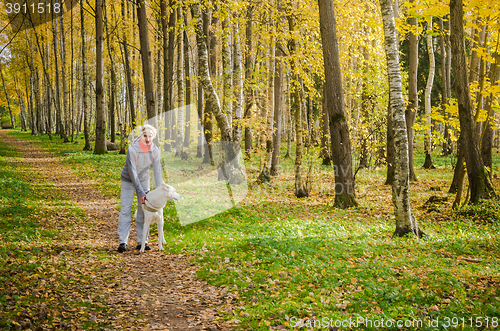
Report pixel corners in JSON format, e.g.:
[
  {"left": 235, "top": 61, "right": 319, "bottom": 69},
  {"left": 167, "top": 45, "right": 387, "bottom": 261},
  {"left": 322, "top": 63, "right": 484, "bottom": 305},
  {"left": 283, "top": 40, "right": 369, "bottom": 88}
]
[
  {"left": 192, "top": 5, "right": 231, "bottom": 143},
  {"left": 270, "top": 44, "right": 284, "bottom": 176},
  {"left": 58, "top": 12, "right": 70, "bottom": 142},
  {"left": 94, "top": 0, "right": 107, "bottom": 154},
  {"left": 406, "top": 7, "right": 418, "bottom": 180},
  {"left": 0, "top": 67, "right": 14, "bottom": 127},
  {"left": 137, "top": 0, "right": 156, "bottom": 127},
  {"left": 176, "top": 7, "right": 185, "bottom": 157},
  {"left": 197, "top": 84, "right": 204, "bottom": 158},
  {"left": 163, "top": 0, "right": 176, "bottom": 152},
  {"left": 184, "top": 26, "right": 192, "bottom": 148},
  {"left": 450, "top": 0, "right": 496, "bottom": 203},
  {"left": 122, "top": 0, "right": 136, "bottom": 128},
  {"left": 259, "top": 33, "right": 275, "bottom": 182},
  {"left": 52, "top": 14, "right": 68, "bottom": 141},
  {"left": 320, "top": 83, "right": 331, "bottom": 165},
  {"left": 423, "top": 18, "right": 435, "bottom": 169},
  {"left": 34, "top": 71, "right": 42, "bottom": 135},
  {"left": 380, "top": 0, "right": 423, "bottom": 237},
  {"left": 222, "top": 18, "right": 233, "bottom": 128},
  {"left": 193, "top": 4, "right": 243, "bottom": 183},
  {"left": 13, "top": 77, "right": 27, "bottom": 130},
  {"left": 439, "top": 18, "right": 452, "bottom": 156},
  {"left": 288, "top": 14, "right": 310, "bottom": 198},
  {"left": 201, "top": 10, "right": 215, "bottom": 165},
  {"left": 232, "top": 14, "right": 244, "bottom": 149},
  {"left": 105, "top": 2, "right": 116, "bottom": 143},
  {"left": 243, "top": 6, "right": 254, "bottom": 158},
  {"left": 318, "top": 0, "right": 356, "bottom": 207},
  {"left": 81, "top": 0, "right": 91, "bottom": 150},
  {"left": 27, "top": 72, "right": 36, "bottom": 134},
  {"left": 480, "top": 44, "right": 499, "bottom": 178}
]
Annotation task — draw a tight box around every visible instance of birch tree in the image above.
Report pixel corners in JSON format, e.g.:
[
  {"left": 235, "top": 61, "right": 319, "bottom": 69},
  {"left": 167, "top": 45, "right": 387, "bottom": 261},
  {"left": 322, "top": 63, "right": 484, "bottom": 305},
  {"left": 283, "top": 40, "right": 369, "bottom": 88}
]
[
  {"left": 192, "top": 4, "right": 244, "bottom": 183},
  {"left": 423, "top": 17, "right": 435, "bottom": 169},
  {"left": 380, "top": 0, "right": 423, "bottom": 237}
]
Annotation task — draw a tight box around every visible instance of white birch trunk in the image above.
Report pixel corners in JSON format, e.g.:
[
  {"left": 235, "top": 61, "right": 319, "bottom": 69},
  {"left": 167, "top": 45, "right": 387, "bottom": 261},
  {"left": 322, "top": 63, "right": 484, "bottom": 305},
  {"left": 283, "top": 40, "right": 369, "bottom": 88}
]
[
  {"left": 423, "top": 17, "right": 435, "bottom": 168},
  {"left": 232, "top": 14, "right": 244, "bottom": 147},
  {"left": 222, "top": 18, "right": 233, "bottom": 128},
  {"left": 380, "top": 0, "right": 423, "bottom": 237}
]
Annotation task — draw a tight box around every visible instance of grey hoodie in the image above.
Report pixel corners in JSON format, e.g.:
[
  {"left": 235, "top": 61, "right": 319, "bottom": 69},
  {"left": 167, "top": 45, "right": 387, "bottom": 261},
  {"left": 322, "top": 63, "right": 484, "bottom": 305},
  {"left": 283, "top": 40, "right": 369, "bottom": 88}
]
[{"left": 121, "top": 137, "right": 163, "bottom": 198}]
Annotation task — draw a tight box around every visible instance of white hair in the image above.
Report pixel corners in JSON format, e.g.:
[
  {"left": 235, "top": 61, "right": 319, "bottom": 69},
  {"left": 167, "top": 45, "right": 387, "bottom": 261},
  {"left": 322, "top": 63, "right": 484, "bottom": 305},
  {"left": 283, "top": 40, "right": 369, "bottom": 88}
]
[{"left": 140, "top": 124, "right": 157, "bottom": 138}]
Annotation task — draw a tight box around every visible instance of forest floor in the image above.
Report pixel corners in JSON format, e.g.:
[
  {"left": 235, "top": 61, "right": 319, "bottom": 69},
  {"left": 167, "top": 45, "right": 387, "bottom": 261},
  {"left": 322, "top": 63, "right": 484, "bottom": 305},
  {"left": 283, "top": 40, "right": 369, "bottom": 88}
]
[
  {"left": 1, "top": 129, "right": 500, "bottom": 330},
  {"left": 0, "top": 130, "right": 233, "bottom": 330}
]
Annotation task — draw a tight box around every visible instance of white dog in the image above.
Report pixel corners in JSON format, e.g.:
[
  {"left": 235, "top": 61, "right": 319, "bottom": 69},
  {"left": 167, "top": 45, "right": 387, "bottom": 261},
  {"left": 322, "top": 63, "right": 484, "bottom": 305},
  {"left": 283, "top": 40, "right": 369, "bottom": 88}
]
[{"left": 140, "top": 183, "right": 181, "bottom": 252}]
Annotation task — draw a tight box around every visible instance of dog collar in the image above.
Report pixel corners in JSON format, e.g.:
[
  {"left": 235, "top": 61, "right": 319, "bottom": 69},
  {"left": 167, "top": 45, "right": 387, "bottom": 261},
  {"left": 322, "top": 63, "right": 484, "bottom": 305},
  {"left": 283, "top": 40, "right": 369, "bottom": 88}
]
[{"left": 143, "top": 204, "right": 161, "bottom": 213}]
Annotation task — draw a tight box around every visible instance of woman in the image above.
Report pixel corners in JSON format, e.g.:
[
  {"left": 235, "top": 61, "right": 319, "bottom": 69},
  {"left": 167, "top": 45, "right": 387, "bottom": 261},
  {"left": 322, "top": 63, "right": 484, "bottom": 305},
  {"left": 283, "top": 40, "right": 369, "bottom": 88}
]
[{"left": 117, "top": 124, "right": 164, "bottom": 252}]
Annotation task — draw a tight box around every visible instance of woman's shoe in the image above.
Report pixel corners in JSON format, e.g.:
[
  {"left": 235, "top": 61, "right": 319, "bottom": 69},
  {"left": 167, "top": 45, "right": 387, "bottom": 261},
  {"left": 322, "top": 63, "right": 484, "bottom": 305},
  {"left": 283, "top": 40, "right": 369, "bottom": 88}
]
[{"left": 117, "top": 243, "right": 127, "bottom": 253}]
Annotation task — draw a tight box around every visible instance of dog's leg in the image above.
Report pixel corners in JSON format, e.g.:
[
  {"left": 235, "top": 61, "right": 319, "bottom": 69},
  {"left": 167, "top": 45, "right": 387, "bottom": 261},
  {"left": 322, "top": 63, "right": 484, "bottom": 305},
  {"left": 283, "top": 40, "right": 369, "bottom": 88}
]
[
  {"left": 161, "top": 210, "right": 166, "bottom": 246},
  {"left": 158, "top": 209, "right": 165, "bottom": 251},
  {"left": 141, "top": 208, "right": 150, "bottom": 253}
]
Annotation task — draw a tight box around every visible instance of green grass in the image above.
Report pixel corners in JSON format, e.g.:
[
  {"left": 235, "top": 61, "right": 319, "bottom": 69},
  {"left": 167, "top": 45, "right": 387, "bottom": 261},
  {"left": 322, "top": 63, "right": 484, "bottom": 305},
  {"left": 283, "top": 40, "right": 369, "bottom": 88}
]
[
  {"left": 0, "top": 133, "right": 118, "bottom": 330},
  {"left": 2, "top": 129, "right": 500, "bottom": 330}
]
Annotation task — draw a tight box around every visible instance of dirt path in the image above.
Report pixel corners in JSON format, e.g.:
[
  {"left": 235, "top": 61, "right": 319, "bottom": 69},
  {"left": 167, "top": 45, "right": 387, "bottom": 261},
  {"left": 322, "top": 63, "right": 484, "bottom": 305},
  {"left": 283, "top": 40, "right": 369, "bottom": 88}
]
[{"left": 0, "top": 131, "right": 233, "bottom": 330}]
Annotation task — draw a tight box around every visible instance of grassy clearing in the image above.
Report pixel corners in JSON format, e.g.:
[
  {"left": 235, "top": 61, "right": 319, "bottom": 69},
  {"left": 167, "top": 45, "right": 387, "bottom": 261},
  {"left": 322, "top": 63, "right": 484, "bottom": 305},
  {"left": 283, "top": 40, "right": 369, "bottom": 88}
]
[
  {"left": 0, "top": 133, "right": 126, "bottom": 330},
  {"left": 3, "top": 129, "right": 500, "bottom": 330}
]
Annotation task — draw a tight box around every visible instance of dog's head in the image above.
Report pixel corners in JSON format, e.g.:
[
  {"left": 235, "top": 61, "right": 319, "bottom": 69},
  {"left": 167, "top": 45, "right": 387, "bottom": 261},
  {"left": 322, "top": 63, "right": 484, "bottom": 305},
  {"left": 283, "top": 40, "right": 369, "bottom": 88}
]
[{"left": 160, "top": 183, "right": 181, "bottom": 201}]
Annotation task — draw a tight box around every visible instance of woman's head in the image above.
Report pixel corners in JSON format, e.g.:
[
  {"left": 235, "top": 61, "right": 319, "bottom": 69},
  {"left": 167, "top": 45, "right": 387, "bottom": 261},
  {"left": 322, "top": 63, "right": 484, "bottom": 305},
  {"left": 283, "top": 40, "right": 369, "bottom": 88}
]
[{"left": 140, "top": 124, "right": 156, "bottom": 145}]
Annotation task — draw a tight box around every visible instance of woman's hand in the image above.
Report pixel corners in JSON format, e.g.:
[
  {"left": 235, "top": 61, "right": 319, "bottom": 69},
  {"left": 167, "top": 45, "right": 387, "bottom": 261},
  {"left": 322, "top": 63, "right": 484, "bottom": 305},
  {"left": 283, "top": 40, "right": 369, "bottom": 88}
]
[{"left": 140, "top": 196, "right": 147, "bottom": 204}]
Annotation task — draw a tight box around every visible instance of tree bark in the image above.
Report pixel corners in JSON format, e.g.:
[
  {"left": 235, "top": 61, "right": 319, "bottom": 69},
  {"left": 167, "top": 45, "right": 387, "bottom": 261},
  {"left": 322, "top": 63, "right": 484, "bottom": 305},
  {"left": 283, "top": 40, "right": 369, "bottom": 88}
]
[
  {"left": 183, "top": 26, "right": 192, "bottom": 148},
  {"left": 450, "top": 0, "right": 496, "bottom": 203},
  {"left": 0, "top": 67, "right": 13, "bottom": 127},
  {"left": 201, "top": 10, "right": 215, "bottom": 165},
  {"left": 105, "top": 2, "right": 116, "bottom": 143},
  {"left": 480, "top": 48, "right": 499, "bottom": 175},
  {"left": 163, "top": 0, "right": 176, "bottom": 152},
  {"left": 318, "top": 0, "right": 357, "bottom": 207},
  {"left": 58, "top": 12, "right": 70, "bottom": 142},
  {"left": 14, "top": 77, "right": 27, "bottom": 130},
  {"left": 232, "top": 13, "right": 244, "bottom": 150},
  {"left": 94, "top": 0, "right": 107, "bottom": 154},
  {"left": 423, "top": 18, "right": 435, "bottom": 169},
  {"left": 380, "top": 0, "right": 423, "bottom": 237},
  {"left": 259, "top": 32, "right": 275, "bottom": 182},
  {"left": 288, "top": 14, "right": 310, "bottom": 198},
  {"left": 192, "top": 5, "right": 231, "bottom": 143},
  {"left": 243, "top": 6, "right": 254, "bottom": 158},
  {"left": 176, "top": 7, "right": 185, "bottom": 157},
  {"left": 192, "top": 4, "right": 244, "bottom": 183},
  {"left": 222, "top": 18, "right": 233, "bottom": 128},
  {"left": 270, "top": 45, "right": 284, "bottom": 176},
  {"left": 406, "top": 8, "right": 418, "bottom": 180},
  {"left": 137, "top": 0, "right": 156, "bottom": 128},
  {"left": 122, "top": 0, "right": 136, "bottom": 129},
  {"left": 81, "top": 0, "right": 91, "bottom": 150},
  {"left": 439, "top": 18, "right": 452, "bottom": 156},
  {"left": 320, "top": 83, "right": 331, "bottom": 165}
]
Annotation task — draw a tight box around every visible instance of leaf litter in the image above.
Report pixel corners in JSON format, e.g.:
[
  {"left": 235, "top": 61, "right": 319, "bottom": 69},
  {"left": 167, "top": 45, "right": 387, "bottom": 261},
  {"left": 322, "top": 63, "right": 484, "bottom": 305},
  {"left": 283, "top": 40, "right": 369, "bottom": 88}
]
[{"left": 0, "top": 131, "right": 233, "bottom": 330}]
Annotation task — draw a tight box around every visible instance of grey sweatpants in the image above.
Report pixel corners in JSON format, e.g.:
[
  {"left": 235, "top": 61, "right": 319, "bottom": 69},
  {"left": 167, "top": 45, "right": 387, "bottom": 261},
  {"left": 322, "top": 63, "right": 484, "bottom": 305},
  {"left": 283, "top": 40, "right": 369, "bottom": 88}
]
[{"left": 117, "top": 178, "right": 150, "bottom": 245}]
